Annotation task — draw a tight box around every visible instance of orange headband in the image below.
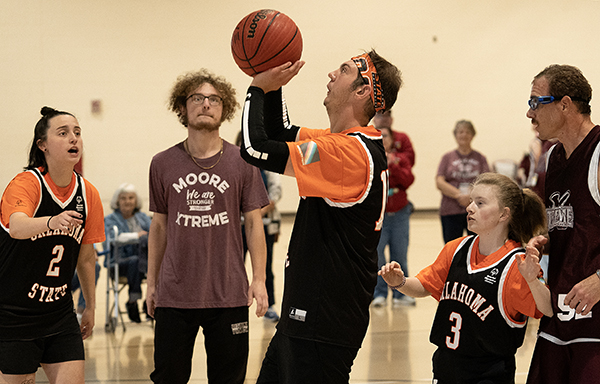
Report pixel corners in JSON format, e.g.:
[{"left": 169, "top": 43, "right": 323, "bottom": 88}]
[{"left": 351, "top": 53, "right": 385, "bottom": 112}]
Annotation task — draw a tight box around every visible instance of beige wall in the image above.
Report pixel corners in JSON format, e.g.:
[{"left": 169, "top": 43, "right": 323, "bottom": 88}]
[{"left": 2, "top": 0, "right": 599, "bottom": 214}]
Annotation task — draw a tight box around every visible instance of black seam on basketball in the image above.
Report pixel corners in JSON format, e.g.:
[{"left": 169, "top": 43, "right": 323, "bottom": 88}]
[
  {"left": 250, "top": 27, "right": 299, "bottom": 68},
  {"left": 242, "top": 11, "right": 280, "bottom": 75},
  {"left": 244, "top": 11, "right": 280, "bottom": 63},
  {"left": 240, "top": 15, "right": 253, "bottom": 72}
]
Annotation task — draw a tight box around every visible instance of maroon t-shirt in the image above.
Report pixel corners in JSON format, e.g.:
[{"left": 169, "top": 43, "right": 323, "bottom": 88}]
[
  {"left": 149, "top": 140, "right": 269, "bottom": 309},
  {"left": 437, "top": 150, "right": 489, "bottom": 216}
]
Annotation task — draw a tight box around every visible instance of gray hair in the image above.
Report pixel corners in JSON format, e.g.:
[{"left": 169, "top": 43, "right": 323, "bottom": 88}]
[{"left": 110, "top": 183, "right": 142, "bottom": 212}]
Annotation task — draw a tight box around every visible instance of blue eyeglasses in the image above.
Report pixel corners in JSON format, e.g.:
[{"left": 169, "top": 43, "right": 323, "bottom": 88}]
[{"left": 528, "top": 96, "right": 557, "bottom": 110}]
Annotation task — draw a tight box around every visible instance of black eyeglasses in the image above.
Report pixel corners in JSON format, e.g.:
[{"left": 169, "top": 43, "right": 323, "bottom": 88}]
[
  {"left": 186, "top": 93, "right": 222, "bottom": 106},
  {"left": 528, "top": 96, "right": 557, "bottom": 110}
]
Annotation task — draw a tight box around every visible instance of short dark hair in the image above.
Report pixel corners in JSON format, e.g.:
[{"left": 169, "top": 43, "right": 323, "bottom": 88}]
[
  {"left": 168, "top": 69, "right": 239, "bottom": 127},
  {"left": 534, "top": 64, "right": 592, "bottom": 115},
  {"left": 352, "top": 50, "right": 402, "bottom": 121},
  {"left": 26, "top": 106, "right": 76, "bottom": 174}
]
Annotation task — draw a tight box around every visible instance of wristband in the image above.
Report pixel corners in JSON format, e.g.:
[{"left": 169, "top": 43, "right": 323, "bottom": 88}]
[
  {"left": 47, "top": 216, "right": 53, "bottom": 230},
  {"left": 388, "top": 275, "right": 406, "bottom": 290}
]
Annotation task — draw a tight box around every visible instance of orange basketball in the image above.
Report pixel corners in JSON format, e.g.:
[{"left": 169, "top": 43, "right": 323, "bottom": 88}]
[{"left": 231, "top": 9, "right": 303, "bottom": 76}]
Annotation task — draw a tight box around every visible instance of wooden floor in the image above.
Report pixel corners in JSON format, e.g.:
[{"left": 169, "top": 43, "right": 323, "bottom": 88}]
[{"left": 36, "top": 211, "right": 540, "bottom": 383}]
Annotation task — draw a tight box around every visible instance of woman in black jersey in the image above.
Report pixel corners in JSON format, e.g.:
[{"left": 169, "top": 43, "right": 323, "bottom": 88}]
[{"left": 0, "top": 107, "right": 105, "bottom": 384}]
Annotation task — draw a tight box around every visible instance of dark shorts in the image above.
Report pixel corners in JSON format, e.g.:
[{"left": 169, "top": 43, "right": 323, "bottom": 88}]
[
  {"left": 0, "top": 328, "right": 84, "bottom": 375},
  {"left": 432, "top": 348, "right": 516, "bottom": 384},
  {"left": 256, "top": 331, "right": 360, "bottom": 384}
]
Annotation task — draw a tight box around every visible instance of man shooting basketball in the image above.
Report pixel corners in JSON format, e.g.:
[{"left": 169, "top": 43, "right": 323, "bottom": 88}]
[{"left": 240, "top": 50, "right": 402, "bottom": 383}]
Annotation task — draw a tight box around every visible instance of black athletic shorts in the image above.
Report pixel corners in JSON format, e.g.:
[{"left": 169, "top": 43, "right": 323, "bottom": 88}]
[{"left": 0, "top": 326, "right": 84, "bottom": 375}]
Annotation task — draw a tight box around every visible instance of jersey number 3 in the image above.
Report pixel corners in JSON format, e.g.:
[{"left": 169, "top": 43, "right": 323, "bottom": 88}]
[
  {"left": 46, "top": 245, "right": 64, "bottom": 277},
  {"left": 446, "top": 312, "right": 462, "bottom": 349}
]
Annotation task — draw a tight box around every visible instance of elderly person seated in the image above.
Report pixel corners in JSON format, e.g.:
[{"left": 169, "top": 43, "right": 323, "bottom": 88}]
[{"left": 104, "top": 183, "right": 151, "bottom": 323}]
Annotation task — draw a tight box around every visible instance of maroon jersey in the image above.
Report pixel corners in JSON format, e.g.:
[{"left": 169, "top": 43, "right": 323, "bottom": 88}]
[{"left": 540, "top": 125, "right": 600, "bottom": 343}]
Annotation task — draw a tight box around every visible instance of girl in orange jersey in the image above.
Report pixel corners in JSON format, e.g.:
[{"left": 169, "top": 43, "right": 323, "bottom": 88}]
[
  {"left": 380, "top": 172, "right": 551, "bottom": 383},
  {"left": 0, "top": 107, "right": 105, "bottom": 384}
]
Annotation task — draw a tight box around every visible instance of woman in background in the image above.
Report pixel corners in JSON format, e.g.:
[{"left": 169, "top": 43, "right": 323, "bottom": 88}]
[
  {"left": 436, "top": 120, "right": 489, "bottom": 243},
  {"left": 104, "top": 183, "right": 151, "bottom": 323}
]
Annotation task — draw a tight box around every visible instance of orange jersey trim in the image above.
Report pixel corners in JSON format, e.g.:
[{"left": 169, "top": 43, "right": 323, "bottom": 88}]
[
  {"left": 416, "top": 236, "right": 543, "bottom": 322},
  {"left": 288, "top": 126, "right": 382, "bottom": 204},
  {"left": 0, "top": 169, "right": 105, "bottom": 244}
]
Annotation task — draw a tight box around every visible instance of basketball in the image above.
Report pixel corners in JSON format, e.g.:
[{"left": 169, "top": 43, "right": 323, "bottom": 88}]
[{"left": 231, "top": 9, "right": 303, "bottom": 76}]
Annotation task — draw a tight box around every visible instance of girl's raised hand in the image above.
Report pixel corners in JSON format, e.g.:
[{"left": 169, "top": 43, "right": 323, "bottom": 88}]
[
  {"left": 378, "top": 261, "right": 405, "bottom": 287},
  {"left": 516, "top": 244, "right": 542, "bottom": 283}
]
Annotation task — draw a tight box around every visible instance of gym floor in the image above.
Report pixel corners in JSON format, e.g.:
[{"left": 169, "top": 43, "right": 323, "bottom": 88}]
[{"left": 36, "top": 211, "right": 539, "bottom": 383}]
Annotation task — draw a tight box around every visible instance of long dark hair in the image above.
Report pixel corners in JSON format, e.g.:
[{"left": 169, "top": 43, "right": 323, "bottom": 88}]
[{"left": 25, "top": 106, "right": 75, "bottom": 174}]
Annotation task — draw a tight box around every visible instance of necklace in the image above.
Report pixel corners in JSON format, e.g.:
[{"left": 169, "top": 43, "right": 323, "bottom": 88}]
[{"left": 183, "top": 138, "right": 224, "bottom": 170}]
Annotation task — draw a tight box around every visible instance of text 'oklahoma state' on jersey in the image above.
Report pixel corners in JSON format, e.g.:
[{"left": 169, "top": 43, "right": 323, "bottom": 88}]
[{"left": 0, "top": 168, "right": 104, "bottom": 340}]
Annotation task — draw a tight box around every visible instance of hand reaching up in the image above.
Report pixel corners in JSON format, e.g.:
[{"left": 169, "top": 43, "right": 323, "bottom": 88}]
[
  {"left": 516, "top": 243, "right": 543, "bottom": 283},
  {"left": 379, "top": 261, "right": 406, "bottom": 287}
]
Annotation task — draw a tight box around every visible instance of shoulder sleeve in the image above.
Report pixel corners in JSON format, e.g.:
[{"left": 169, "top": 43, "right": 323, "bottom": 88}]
[
  {"left": 82, "top": 179, "right": 105, "bottom": 244},
  {"left": 241, "top": 164, "right": 270, "bottom": 213},
  {"left": 437, "top": 152, "right": 451, "bottom": 177},
  {"left": 149, "top": 154, "right": 168, "bottom": 214},
  {"left": 297, "top": 127, "right": 331, "bottom": 140},
  {"left": 416, "top": 238, "right": 462, "bottom": 300},
  {"left": 286, "top": 133, "right": 369, "bottom": 202},
  {"left": 0, "top": 171, "right": 41, "bottom": 227},
  {"left": 479, "top": 152, "right": 490, "bottom": 172},
  {"left": 503, "top": 262, "right": 544, "bottom": 320}
]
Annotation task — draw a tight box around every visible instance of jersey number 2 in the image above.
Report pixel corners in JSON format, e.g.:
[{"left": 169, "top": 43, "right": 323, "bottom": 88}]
[
  {"left": 46, "top": 245, "right": 64, "bottom": 277},
  {"left": 446, "top": 312, "right": 462, "bottom": 349}
]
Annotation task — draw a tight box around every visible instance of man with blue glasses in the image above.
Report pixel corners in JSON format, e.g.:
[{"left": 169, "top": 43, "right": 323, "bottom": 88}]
[{"left": 525, "top": 64, "right": 600, "bottom": 384}]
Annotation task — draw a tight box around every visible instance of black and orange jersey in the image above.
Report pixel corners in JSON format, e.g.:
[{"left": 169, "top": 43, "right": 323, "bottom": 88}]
[
  {"left": 0, "top": 168, "right": 104, "bottom": 340},
  {"left": 280, "top": 125, "right": 388, "bottom": 348},
  {"left": 241, "top": 86, "right": 388, "bottom": 348},
  {"left": 417, "top": 236, "right": 543, "bottom": 323},
  {"left": 424, "top": 236, "right": 537, "bottom": 357}
]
